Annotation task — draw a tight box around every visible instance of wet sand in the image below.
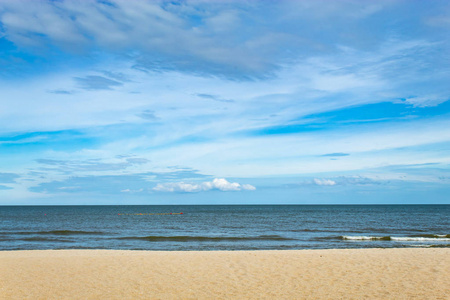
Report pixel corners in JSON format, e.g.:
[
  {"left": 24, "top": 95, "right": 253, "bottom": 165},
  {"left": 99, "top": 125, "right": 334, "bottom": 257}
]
[{"left": 1, "top": 248, "right": 449, "bottom": 299}]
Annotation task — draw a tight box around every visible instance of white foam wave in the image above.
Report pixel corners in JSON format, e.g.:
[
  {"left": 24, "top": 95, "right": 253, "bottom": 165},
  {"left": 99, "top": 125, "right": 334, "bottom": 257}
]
[
  {"left": 391, "top": 237, "right": 450, "bottom": 242},
  {"left": 342, "top": 236, "right": 388, "bottom": 240},
  {"left": 342, "top": 235, "right": 450, "bottom": 242}
]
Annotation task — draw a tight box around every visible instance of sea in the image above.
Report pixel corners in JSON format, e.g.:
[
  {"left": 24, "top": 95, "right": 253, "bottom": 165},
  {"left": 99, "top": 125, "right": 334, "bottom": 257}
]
[{"left": 1, "top": 205, "right": 449, "bottom": 251}]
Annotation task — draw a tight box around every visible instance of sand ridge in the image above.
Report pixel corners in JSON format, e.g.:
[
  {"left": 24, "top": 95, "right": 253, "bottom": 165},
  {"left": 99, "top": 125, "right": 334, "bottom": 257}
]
[{"left": 1, "top": 248, "right": 449, "bottom": 299}]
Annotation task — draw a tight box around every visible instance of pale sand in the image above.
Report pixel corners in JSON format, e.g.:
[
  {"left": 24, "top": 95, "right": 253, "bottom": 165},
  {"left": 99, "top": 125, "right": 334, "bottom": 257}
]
[{"left": 1, "top": 249, "right": 449, "bottom": 299}]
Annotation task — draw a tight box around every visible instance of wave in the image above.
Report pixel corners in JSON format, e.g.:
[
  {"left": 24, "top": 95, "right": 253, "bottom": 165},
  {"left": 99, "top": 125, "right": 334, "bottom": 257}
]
[
  {"left": 341, "top": 236, "right": 391, "bottom": 241},
  {"left": 5, "top": 230, "right": 105, "bottom": 236},
  {"left": 411, "top": 234, "right": 450, "bottom": 238},
  {"left": 115, "top": 234, "right": 295, "bottom": 242},
  {"left": 21, "top": 237, "right": 74, "bottom": 242},
  {"left": 341, "top": 235, "right": 450, "bottom": 241},
  {"left": 292, "top": 229, "right": 366, "bottom": 233},
  {"left": 429, "top": 244, "right": 450, "bottom": 248}
]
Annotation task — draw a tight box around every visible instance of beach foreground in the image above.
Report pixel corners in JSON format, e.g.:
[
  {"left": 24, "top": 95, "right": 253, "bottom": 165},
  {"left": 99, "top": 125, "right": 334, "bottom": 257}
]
[{"left": 1, "top": 249, "right": 448, "bottom": 299}]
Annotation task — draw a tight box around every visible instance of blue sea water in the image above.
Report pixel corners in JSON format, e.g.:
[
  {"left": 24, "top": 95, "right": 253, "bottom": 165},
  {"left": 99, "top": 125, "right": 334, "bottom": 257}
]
[{"left": 0, "top": 205, "right": 449, "bottom": 251}]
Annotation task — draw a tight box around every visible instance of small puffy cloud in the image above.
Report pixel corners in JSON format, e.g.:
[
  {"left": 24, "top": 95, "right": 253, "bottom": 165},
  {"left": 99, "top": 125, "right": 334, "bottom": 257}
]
[
  {"left": 153, "top": 178, "right": 255, "bottom": 193},
  {"left": 313, "top": 178, "right": 336, "bottom": 186},
  {"left": 203, "top": 178, "right": 241, "bottom": 191},
  {"left": 242, "top": 184, "right": 256, "bottom": 191}
]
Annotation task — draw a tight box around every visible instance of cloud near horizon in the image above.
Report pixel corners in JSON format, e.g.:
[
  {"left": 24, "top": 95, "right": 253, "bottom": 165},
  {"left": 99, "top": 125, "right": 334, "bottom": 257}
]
[
  {"left": 313, "top": 178, "right": 337, "bottom": 186},
  {"left": 153, "top": 178, "right": 256, "bottom": 193}
]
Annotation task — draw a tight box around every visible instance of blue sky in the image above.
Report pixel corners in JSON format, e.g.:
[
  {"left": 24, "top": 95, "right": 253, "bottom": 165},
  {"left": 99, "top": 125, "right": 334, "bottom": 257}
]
[{"left": 0, "top": 0, "right": 449, "bottom": 204}]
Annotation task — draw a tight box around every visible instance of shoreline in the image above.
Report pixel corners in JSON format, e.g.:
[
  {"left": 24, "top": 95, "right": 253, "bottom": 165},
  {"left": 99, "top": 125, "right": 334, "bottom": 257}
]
[
  {"left": 1, "top": 245, "right": 449, "bottom": 251},
  {"left": 1, "top": 248, "right": 449, "bottom": 299}
]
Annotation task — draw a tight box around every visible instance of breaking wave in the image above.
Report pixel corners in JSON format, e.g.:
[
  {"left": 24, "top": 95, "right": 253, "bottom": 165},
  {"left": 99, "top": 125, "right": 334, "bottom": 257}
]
[{"left": 341, "top": 234, "right": 450, "bottom": 241}]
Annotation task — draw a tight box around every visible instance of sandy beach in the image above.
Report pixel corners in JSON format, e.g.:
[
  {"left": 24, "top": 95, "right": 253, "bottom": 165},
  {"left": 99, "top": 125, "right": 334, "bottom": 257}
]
[{"left": 1, "top": 248, "right": 448, "bottom": 299}]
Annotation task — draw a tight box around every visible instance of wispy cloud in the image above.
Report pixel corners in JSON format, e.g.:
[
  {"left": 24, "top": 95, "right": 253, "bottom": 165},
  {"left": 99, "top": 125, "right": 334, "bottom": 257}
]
[
  {"left": 74, "top": 75, "right": 123, "bottom": 91},
  {"left": 101, "top": 71, "right": 131, "bottom": 83},
  {"left": 335, "top": 176, "right": 381, "bottom": 186},
  {"left": 196, "top": 93, "right": 234, "bottom": 103},
  {"left": 35, "top": 157, "right": 149, "bottom": 173},
  {"left": 0, "top": 172, "right": 20, "bottom": 183},
  {"left": 29, "top": 174, "right": 150, "bottom": 195},
  {"left": 3, "top": 0, "right": 436, "bottom": 79},
  {"left": 47, "top": 89, "right": 75, "bottom": 95},
  {"left": 136, "top": 110, "right": 159, "bottom": 121},
  {"left": 321, "top": 153, "right": 350, "bottom": 157}
]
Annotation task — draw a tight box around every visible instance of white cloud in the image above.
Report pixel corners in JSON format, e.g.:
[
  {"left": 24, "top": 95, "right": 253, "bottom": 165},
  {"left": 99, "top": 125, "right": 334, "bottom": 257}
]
[
  {"left": 242, "top": 184, "right": 257, "bottom": 191},
  {"left": 153, "top": 182, "right": 202, "bottom": 193},
  {"left": 120, "top": 188, "right": 143, "bottom": 193},
  {"left": 0, "top": 0, "right": 417, "bottom": 78},
  {"left": 58, "top": 186, "right": 80, "bottom": 190},
  {"left": 313, "top": 178, "right": 336, "bottom": 186},
  {"left": 403, "top": 95, "right": 449, "bottom": 107},
  {"left": 153, "top": 178, "right": 255, "bottom": 193},
  {"left": 0, "top": 0, "right": 277, "bottom": 76}
]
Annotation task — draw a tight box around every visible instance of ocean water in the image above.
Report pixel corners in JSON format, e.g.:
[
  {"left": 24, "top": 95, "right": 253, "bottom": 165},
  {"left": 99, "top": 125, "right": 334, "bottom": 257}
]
[{"left": 0, "top": 205, "right": 449, "bottom": 251}]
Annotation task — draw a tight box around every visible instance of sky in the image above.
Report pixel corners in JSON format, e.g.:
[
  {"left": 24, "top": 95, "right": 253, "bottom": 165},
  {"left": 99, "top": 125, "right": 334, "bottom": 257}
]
[{"left": 0, "top": 0, "right": 449, "bottom": 205}]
